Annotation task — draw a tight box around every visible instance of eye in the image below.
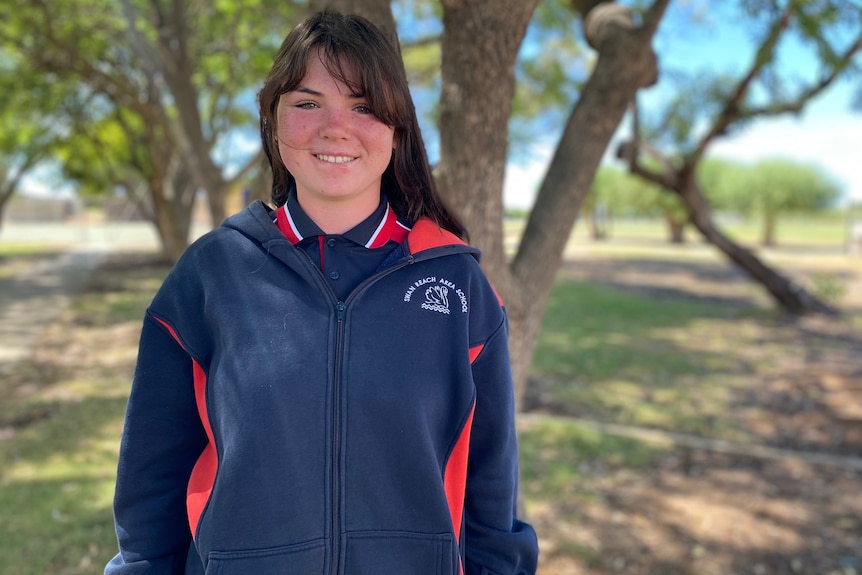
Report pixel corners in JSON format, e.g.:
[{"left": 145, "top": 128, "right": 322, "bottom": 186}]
[
  {"left": 353, "top": 103, "right": 372, "bottom": 115},
  {"left": 296, "top": 101, "right": 319, "bottom": 110}
]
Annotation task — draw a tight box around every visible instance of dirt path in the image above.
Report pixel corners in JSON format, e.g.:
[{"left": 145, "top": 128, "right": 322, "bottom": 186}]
[{"left": 0, "top": 249, "right": 108, "bottom": 377}]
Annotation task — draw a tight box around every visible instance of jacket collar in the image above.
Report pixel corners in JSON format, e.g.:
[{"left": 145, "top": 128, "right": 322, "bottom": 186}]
[
  {"left": 224, "top": 201, "right": 479, "bottom": 261},
  {"left": 274, "top": 193, "right": 410, "bottom": 249}
]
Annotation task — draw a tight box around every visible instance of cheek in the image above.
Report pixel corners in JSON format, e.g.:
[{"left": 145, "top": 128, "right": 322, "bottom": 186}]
[
  {"left": 367, "top": 124, "right": 396, "bottom": 155},
  {"left": 275, "top": 116, "right": 312, "bottom": 166},
  {"left": 276, "top": 116, "right": 305, "bottom": 148}
]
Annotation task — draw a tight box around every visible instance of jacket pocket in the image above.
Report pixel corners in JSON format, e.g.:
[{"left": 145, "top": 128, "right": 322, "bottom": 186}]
[
  {"left": 204, "top": 539, "right": 326, "bottom": 575},
  {"left": 344, "top": 531, "right": 458, "bottom": 575}
]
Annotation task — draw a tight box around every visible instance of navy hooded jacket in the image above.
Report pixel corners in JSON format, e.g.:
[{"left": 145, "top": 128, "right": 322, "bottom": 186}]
[{"left": 106, "top": 201, "right": 538, "bottom": 574}]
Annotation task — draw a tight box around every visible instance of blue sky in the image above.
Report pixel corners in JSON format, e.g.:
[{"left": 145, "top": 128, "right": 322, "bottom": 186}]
[{"left": 503, "top": 1, "right": 862, "bottom": 209}]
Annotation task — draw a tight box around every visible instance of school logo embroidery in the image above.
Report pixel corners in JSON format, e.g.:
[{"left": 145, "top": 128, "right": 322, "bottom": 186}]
[
  {"left": 422, "top": 285, "right": 450, "bottom": 314},
  {"left": 403, "top": 276, "right": 468, "bottom": 314}
]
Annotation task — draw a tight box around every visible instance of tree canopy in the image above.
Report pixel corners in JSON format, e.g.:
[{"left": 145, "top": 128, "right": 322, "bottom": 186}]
[{"left": 2, "top": 0, "right": 860, "bottom": 404}]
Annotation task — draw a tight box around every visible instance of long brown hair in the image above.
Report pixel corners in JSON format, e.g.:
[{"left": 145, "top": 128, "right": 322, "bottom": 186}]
[{"left": 258, "top": 10, "right": 466, "bottom": 239}]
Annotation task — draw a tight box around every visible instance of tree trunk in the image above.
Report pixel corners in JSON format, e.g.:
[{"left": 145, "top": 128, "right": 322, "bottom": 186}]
[
  {"left": 505, "top": 1, "right": 668, "bottom": 407},
  {"left": 438, "top": 0, "right": 540, "bottom": 283},
  {"left": 762, "top": 212, "right": 776, "bottom": 247},
  {"left": 678, "top": 174, "right": 835, "bottom": 315},
  {"left": 147, "top": 155, "right": 197, "bottom": 263},
  {"left": 589, "top": 205, "right": 611, "bottom": 240},
  {"left": 150, "top": 189, "right": 194, "bottom": 263},
  {"left": 131, "top": 0, "right": 228, "bottom": 228},
  {"left": 666, "top": 214, "right": 686, "bottom": 243},
  {"left": 0, "top": 185, "right": 15, "bottom": 233}
]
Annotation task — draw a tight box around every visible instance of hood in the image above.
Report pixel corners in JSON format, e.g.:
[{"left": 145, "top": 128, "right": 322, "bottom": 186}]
[{"left": 223, "top": 201, "right": 482, "bottom": 263}]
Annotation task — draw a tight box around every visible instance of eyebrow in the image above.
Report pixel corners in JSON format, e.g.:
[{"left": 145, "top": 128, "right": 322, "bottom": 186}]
[
  {"left": 293, "top": 85, "right": 365, "bottom": 99},
  {"left": 295, "top": 86, "right": 324, "bottom": 97}
]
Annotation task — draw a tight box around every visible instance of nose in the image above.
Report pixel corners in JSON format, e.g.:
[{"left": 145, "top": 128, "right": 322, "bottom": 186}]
[{"left": 320, "top": 107, "right": 350, "bottom": 139}]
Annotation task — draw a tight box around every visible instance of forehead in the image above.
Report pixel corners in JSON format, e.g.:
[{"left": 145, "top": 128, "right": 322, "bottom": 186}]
[{"left": 300, "top": 50, "right": 363, "bottom": 93}]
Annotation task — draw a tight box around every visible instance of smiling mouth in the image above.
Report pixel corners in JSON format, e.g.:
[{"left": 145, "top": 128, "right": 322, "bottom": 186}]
[{"left": 315, "top": 154, "right": 356, "bottom": 164}]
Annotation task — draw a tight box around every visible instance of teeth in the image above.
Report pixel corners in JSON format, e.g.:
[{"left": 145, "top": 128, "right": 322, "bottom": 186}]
[{"left": 316, "top": 154, "right": 354, "bottom": 164}]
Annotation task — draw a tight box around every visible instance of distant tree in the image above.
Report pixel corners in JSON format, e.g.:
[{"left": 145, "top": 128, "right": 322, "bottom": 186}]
[
  {"left": 696, "top": 157, "right": 750, "bottom": 215},
  {"left": 585, "top": 166, "right": 687, "bottom": 242},
  {"left": 743, "top": 159, "right": 841, "bottom": 246},
  {"left": 0, "top": 0, "right": 290, "bottom": 258},
  {"left": 0, "top": 50, "right": 69, "bottom": 229},
  {"left": 58, "top": 104, "right": 199, "bottom": 261}
]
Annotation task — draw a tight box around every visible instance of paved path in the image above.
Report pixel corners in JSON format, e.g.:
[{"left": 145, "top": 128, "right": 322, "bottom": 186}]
[{"left": 0, "top": 221, "right": 188, "bottom": 377}]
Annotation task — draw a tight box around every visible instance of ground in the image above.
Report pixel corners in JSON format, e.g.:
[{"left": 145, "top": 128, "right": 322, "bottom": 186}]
[
  {"left": 2, "top": 235, "right": 861, "bottom": 574},
  {"left": 524, "top": 250, "right": 862, "bottom": 575}
]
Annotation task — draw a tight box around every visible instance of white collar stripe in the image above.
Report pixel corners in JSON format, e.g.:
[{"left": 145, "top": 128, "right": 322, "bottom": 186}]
[{"left": 365, "top": 205, "right": 391, "bottom": 248}]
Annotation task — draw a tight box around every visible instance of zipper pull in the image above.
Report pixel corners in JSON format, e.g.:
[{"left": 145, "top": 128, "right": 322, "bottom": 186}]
[{"left": 336, "top": 301, "right": 346, "bottom": 321}]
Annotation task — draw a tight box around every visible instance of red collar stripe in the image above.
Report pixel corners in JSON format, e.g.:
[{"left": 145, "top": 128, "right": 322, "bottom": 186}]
[
  {"left": 366, "top": 204, "right": 411, "bottom": 248},
  {"left": 275, "top": 205, "right": 303, "bottom": 245}
]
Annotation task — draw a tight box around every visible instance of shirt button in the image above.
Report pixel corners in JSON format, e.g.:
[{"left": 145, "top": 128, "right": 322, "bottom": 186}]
[
  {"left": 329, "top": 271, "right": 340, "bottom": 280},
  {"left": 327, "top": 238, "right": 337, "bottom": 247}
]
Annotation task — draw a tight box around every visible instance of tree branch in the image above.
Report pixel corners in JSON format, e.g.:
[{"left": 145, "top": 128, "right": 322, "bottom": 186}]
[
  {"left": 641, "top": 0, "right": 672, "bottom": 38},
  {"left": 740, "top": 32, "right": 862, "bottom": 119},
  {"left": 688, "top": 7, "right": 793, "bottom": 165},
  {"left": 226, "top": 151, "right": 266, "bottom": 190}
]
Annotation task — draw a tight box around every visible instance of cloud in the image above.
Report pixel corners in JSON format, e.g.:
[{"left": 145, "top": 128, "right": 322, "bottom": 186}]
[{"left": 711, "top": 114, "right": 862, "bottom": 202}]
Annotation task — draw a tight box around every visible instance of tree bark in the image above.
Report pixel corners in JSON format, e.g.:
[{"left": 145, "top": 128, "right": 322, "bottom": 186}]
[
  {"left": 504, "top": 1, "right": 668, "bottom": 407},
  {"left": 438, "top": 0, "right": 540, "bottom": 285},
  {"left": 666, "top": 214, "right": 686, "bottom": 243},
  {"left": 675, "top": 172, "right": 835, "bottom": 315},
  {"left": 762, "top": 212, "right": 776, "bottom": 247},
  {"left": 149, "top": 160, "right": 197, "bottom": 263}
]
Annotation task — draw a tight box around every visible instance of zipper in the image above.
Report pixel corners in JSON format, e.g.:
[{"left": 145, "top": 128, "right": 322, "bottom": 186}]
[
  {"left": 275, "top": 239, "right": 467, "bottom": 572},
  {"left": 329, "top": 300, "right": 347, "bottom": 574},
  {"left": 291, "top": 252, "right": 413, "bottom": 575}
]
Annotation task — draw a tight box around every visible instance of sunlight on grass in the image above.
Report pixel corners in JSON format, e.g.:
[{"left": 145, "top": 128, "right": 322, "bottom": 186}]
[
  {"left": 519, "top": 416, "right": 663, "bottom": 501},
  {"left": 1, "top": 226, "right": 859, "bottom": 574},
  {"left": 0, "top": 253, "right": 166, "bottom": 574},
  {"left": 0, "top": 405, "right": 124, "bottom": 575},
  {"left": 529, "top": 279, "right": 795, "bottom": 439}
]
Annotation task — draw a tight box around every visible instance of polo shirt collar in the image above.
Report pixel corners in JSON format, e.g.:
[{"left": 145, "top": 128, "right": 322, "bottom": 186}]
[{"left": 275, "top": 191, "right": 411, "bottom": 248}]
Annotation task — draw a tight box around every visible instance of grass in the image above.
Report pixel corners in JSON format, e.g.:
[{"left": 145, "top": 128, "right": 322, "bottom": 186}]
[
  {"left": 0, "top": 218, "right": 860, "bottom": 573},
  {"left": 0, "top": 254, "right": 172, "bottom": 574},
  {"left": 528, "top": 280, "right": 778, "bottom": 440}
]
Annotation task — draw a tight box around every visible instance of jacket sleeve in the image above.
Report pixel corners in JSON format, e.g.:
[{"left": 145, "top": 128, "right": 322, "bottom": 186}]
[
  {"left": 464, "top": 315, "right": 539, "bottom": 575},
  {"left": 105, "top": 312, "right": 208, "bottom": 574}
]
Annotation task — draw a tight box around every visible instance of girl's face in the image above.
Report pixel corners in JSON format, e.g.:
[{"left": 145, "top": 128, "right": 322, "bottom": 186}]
[{"left": 276, "top": 54, "right": 395, "bottom": 221}]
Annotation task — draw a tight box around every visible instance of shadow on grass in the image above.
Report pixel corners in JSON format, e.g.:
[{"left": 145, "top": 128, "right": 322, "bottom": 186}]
[
  {"left": 524, "top": 273, "right": 862, "bottom": 573},
  {"left": 525, "top": 279, "right": 767, "bottom": 436},
  {"left": 0, "top": 393, "right": 128, "bottom": 575},
  {"left": 559, "top": 256, "right": 858, "bottom": 312},
  {"left": 526, "top": 278, "right": 862, "bottom": 452},
  {"left": 521, "top": 417, "right": 862, "bottom": 575},
  {"left": 1, "top": 476, "right": 119, "bottom": 575},
  {"left": 0, "top": 252, "right": 172, "bottom": 574}
]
